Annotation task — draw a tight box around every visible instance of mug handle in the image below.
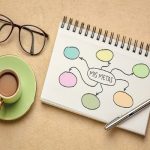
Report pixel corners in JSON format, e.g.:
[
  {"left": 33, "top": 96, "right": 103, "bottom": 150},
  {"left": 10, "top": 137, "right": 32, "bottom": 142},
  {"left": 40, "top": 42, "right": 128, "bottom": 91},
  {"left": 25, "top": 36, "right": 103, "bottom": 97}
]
[{"left": 0, "top": 97, "right": 4, "bottom": 109}]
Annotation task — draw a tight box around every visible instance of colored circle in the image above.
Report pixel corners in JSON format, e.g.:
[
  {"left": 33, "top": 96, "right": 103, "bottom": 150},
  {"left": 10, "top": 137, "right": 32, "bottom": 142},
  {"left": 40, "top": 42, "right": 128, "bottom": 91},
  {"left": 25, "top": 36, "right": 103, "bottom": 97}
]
[
  {"left": 59, "top": 71, "right": 77, "bottom": 87},
  {"left": 96, "top": 49, "right": 113, "bottom": 62},
  {"left": 81, "top": 93, "right": 100, "bottom": 110},
  {"left": 132, "top": 63, "right": 150, "bottom": 78},
  {"left": 64, "top": 47, "right": 80, "bottom": 60},
  {"left": 113, "top": 91, "right": 133, "bottom": 108}
]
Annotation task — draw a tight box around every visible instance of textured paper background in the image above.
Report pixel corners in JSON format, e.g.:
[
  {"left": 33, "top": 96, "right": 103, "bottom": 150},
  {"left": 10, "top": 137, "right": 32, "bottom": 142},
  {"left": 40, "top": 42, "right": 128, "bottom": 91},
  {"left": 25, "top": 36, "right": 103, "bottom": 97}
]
[{"left": 0, "top": 0, "right": 150, "bottom": 149}]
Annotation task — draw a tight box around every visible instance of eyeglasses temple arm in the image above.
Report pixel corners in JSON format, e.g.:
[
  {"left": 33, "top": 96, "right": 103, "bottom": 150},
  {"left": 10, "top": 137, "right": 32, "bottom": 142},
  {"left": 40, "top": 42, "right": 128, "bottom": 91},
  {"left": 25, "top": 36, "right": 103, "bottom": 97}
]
[
  {"left": 21, "top": 26, "right": 49, "bottom": 39},
  {"left": 0, "top": 18, "right": 49, "bottom": 39},
  {"left": 0, "top": 18, "right": 9, "bottom": 23},
  {"left": 30, "top": 31, "right": 35, "bottom": 55}
]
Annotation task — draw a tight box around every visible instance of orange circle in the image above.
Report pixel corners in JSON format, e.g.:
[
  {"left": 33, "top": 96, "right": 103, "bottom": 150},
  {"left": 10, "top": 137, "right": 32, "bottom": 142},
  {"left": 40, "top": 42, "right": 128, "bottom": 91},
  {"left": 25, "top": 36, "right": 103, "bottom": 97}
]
[{"left": 113, "top": 91, "right": 133, "bottom": 108}]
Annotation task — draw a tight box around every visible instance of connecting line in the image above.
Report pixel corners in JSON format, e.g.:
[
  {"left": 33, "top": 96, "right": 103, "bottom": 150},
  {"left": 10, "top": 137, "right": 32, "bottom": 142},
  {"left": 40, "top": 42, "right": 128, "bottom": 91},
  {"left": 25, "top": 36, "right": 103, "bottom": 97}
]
[
  {"left": 79, "top": 57, "right": 90, "bottom": 69},
  {"left": 111, "top": 68, "right": 133, "bottom": 76},
  {"left": 116, "top": 79, "right": 129, "bottom": 91},
  {"left": 101, "top": 62, "right": 111, "bottom": 70},
  {"left": 96, "top": 84, "right": 103, "bottom": 96},
  {"left": 69, "top": 67, "right": 98, "bottom": 87}
]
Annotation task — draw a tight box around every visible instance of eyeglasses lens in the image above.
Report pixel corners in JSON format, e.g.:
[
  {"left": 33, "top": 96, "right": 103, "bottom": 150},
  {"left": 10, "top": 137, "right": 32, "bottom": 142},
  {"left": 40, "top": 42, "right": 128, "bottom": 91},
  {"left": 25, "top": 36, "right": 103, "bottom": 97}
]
[
  {"left": 20, "top": 25, "right": 46, "bottom": 55},
  {"left": 0, "top": 15, "right": 13, "bottom": 42}
]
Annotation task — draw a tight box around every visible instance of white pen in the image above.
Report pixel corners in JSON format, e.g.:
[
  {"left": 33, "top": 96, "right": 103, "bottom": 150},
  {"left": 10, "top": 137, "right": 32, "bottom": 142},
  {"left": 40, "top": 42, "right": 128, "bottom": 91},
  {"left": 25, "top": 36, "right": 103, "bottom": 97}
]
[{"left": 105, "top": 99, "right": 150, "bottom": 130}]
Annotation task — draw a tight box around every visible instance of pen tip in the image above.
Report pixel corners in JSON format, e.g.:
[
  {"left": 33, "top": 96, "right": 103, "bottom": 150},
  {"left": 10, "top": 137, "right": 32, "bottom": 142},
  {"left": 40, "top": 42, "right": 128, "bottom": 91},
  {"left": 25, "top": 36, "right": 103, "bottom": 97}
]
[{"left": 104, "top": 124, "right": 110, "bottom": 130}]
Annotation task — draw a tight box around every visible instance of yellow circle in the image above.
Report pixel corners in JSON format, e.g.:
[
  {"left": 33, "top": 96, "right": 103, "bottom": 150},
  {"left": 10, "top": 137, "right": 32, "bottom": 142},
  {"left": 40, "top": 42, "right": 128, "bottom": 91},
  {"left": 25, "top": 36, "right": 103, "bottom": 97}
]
[{"left": 96, "top": 49, "right": 113, "bottom": 62}]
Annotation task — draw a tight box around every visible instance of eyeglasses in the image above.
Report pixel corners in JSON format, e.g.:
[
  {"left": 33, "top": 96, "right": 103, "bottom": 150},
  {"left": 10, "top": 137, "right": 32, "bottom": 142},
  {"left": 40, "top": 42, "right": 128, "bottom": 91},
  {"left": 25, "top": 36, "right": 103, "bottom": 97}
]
[{"left": 0, "top": 14, "right": 49, "bottom": 55}]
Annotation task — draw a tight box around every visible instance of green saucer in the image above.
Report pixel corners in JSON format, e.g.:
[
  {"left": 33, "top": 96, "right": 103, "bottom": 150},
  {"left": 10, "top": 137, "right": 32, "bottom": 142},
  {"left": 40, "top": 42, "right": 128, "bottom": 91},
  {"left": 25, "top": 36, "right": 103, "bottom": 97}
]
[{"left": 0, "top": 55, "right": 36, "bottom": 120}]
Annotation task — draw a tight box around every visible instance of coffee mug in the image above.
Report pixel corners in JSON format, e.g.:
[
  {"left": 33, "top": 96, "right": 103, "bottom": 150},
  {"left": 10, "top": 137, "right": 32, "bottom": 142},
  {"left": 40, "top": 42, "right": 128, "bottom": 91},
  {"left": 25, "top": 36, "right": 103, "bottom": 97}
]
[{"left": 0, "top": 69, "right": 22, "bottom": 108}]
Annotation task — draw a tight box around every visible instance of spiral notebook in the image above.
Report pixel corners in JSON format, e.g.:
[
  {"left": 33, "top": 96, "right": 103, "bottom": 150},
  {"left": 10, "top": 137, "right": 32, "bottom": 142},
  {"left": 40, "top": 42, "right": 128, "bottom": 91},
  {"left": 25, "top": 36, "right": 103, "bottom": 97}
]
[{"left": 41, "top": 17, "right": 150, "bottom": 135}]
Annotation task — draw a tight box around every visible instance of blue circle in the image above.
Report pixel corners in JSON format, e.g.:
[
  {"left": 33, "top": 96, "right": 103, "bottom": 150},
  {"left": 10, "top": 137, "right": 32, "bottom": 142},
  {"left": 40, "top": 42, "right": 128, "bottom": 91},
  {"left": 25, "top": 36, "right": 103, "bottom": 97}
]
[{"left": 64, "top": 47, "right": 80, "bottom": 60}]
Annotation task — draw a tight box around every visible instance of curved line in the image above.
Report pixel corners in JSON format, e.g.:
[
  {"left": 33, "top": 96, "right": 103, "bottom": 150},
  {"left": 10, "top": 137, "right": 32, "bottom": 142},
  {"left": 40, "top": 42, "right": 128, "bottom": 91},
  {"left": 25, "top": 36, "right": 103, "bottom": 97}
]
[
  {"left": 96, "top": 84, "right": 103, "bottom": 95},
  {"left": 79, "top": 57, "right": 90, "bottom": 69},
  {"left": 82, "top": 58, "right": 90, "bottom": 69},
  {"left": 100, "top": 84, "right": 103, "bottom": 93},
  {"left": 70, "top": 67, "right": 98, "bottom": 87},
  {"left": 116, "top": 79, "right": 129, "bottom": 91},
  {"left": 111, "top": 68, "right": 133, "bottom": 76},
  {"left": 101, "top": 62, "right": 111, "bottom": 70}
]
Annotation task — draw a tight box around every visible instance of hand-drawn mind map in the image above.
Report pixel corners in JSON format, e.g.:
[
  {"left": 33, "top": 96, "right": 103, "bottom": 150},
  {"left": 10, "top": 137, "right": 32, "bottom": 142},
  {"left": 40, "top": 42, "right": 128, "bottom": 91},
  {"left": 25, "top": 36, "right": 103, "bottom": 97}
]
[{"left": 58, "top": 46, "right": 150, "bottom": 110}]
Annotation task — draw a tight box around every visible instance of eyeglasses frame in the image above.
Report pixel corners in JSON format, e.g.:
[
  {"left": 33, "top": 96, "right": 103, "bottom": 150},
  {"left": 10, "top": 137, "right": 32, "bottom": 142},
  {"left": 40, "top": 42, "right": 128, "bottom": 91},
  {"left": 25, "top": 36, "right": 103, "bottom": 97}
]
[{"left": 0, "top": 14, "right": 49, "bottom": 55}]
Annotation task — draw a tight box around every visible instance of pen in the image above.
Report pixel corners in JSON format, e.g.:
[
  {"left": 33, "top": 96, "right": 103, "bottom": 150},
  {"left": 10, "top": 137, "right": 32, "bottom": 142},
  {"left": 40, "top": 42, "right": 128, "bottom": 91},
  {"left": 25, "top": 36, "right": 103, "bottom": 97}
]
[{"left": 105, "top": 99, "right": 150, "bottom": 130}]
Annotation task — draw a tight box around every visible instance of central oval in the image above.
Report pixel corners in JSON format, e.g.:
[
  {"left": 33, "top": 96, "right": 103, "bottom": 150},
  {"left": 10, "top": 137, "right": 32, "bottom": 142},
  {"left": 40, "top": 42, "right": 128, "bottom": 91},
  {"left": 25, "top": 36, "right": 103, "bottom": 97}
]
[{"left": 87, "top": 68, "right": 116, "bottom": 86}]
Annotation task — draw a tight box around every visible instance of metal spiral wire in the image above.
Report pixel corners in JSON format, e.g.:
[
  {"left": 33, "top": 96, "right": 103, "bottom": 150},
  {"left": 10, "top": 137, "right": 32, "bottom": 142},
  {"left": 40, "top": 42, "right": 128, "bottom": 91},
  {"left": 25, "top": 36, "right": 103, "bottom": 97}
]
[{"left": 61, "top": 16, "right": 150, "bottom": 57}]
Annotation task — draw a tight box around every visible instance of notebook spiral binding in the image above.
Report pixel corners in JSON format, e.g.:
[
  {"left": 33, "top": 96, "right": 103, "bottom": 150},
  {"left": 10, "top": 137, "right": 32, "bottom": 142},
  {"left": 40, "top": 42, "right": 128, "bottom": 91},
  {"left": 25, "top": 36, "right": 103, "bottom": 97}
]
[{"left": 61, "top": 16, "right": 150, "bottom": 57}]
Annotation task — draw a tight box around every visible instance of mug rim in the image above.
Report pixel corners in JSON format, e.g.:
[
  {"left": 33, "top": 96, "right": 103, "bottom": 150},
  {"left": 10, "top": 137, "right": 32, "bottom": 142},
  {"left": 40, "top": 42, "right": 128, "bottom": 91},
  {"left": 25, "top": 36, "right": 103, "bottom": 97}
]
[{"left": 0, "top": 68, "right": 21, "bottom": 99}]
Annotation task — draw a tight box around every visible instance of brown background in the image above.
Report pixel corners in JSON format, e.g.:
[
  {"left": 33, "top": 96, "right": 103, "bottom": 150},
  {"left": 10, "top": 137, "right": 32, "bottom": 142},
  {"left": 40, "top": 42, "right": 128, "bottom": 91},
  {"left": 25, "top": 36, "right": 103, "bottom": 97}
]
[{"left": 0, "top": 0, "right": 150, "bottom": 150}]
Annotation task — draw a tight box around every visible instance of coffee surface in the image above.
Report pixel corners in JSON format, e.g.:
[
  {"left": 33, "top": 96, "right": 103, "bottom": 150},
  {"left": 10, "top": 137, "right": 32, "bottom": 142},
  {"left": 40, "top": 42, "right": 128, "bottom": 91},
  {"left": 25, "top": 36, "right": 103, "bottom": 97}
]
[{"left": 0, "top": 73, "right": 18, "bottom": 97}]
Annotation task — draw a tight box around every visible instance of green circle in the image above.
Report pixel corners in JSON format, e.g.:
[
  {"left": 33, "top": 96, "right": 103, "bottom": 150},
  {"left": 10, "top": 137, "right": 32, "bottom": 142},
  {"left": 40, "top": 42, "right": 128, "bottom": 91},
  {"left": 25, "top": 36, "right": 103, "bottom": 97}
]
[
  {"left": 0, "top": 55, "right": 36, "bottom": 120},
  {"left": 132, "top": 64, "right": 150, "bottom": 78},
  {"left": 81, "top": 93, "right": 100, "bottom": 110}
]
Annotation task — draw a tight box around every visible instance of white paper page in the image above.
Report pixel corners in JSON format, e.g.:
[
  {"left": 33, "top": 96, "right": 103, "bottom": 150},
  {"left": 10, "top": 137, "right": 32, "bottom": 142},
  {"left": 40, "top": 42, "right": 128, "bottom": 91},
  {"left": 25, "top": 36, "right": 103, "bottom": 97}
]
[{"left": 41, "top": 23, "right": 150, "bottom": 135}]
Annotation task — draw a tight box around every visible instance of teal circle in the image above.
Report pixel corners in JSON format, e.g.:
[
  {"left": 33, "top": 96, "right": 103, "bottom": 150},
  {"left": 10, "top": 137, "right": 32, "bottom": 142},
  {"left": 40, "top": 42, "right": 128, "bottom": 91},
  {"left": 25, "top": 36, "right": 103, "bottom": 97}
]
[{"left": 64, "top": 47, "right": 80, "bottom": 60}]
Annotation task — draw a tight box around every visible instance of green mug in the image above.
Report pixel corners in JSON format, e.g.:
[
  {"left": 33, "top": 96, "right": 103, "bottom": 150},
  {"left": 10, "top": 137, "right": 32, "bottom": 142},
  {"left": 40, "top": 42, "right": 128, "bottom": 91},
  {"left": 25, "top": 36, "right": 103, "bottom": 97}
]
[{"left": 0, "top": 69, "right": 22, "bottom": 108}]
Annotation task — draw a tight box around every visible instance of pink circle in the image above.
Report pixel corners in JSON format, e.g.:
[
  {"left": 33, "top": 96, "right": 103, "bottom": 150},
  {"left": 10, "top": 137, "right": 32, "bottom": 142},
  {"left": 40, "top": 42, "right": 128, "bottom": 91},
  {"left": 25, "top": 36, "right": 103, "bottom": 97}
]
[{"left": 59, "top": 72, "right": 77, "bottom": 87}]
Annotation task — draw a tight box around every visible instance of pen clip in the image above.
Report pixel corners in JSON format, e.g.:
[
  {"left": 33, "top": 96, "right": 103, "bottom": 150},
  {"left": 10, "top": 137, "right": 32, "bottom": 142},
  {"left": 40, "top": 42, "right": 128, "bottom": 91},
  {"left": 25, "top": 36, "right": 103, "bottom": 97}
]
[{"left": 108, "top": 116, "right": 120, "bottom": 124}]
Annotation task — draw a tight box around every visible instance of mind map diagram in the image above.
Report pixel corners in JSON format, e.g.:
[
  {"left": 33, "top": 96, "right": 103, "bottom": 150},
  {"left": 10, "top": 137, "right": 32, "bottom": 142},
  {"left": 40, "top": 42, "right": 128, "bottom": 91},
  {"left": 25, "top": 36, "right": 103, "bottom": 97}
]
[{"left": 58, "top": 46, "right": 150, "bottom": 110}]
